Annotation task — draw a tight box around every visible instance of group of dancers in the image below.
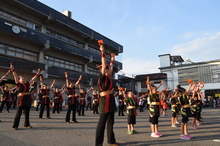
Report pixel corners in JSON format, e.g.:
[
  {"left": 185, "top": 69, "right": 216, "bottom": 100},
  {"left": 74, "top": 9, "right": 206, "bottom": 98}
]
[{"left": 0, "top": 40, "right": 206, "bottom": 146}]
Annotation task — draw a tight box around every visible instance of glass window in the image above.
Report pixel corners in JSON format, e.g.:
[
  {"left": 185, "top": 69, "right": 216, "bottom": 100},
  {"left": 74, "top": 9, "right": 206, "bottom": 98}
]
[
  {"left": 30, "top": 56, "right": 37, "bottom": 61},
  {"left": 15, "top": 52, "right": 23, "bottom": 58},
  {"left": 60, "top": 63, "right": 65, "bottom": 68},
  {"left": 23, "top": 54, "right": 31, "bottom": 60},
  {"left": 70, "top": 66, "right": 74, "bottom": 70},
  {"left": 0, "top": 48, "right": 5, "bottom": 54},
  {"left": 48, "top": 60, "right": 53, "bottom": 65},
  {"left": 65, "top": 64, "right": 70, "bottom": 69},
  {"left": 7, "top": 50, "right": 15, "bottom": 56},
  {"left": 27, "top": 21, "right": 35, "bottom": 29},
  {"left": 54, "top": 61, "right": 59, "bottom": 66}
]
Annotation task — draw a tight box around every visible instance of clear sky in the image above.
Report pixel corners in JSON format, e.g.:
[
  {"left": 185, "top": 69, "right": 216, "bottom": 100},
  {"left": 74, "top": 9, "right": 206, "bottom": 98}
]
[{"left": 38, "top": 0, "right": 220, "bottom": 77}]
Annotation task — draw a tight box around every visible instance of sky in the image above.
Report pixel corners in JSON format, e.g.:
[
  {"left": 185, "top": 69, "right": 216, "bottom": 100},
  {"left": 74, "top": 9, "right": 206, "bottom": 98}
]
[{"left": 38, "top": 0, "right": 220, "bottom": 77}]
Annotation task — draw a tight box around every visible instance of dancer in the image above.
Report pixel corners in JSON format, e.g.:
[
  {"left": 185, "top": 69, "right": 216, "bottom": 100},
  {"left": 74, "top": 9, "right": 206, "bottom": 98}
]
[
  {"left": 39, "top": 77, "right": 55, "bottom": 119},
  {"left": 35, "top": 87, "right": 42, "bottom": 113},
  {"left": 64, "top": 72, "right": 82, "bottom": 123},
  {"left": 189, "top": 89, "right": 198, "bottom": 129},
  {"left": 86, "top": 90, "right": 92, "bottom": 110},
  {"left": 10, "top": 63, "right": 40, "bottom": 130},
  {"left": 146, "top": 76, "right": 165, "bottom": 138},
  {"left": 10, "top": 89, "right": 17, "bottom": 109},
  {"left": 160, "top": 92, "right": 168, "bottom": 116},
  {"left": 0, "top": 70, "right": 11, "bottom": 122},
  {"left": 0, "top": 85, "right": 12, "bottom": 113},
  {"left": 170, "top": 90, "right": 179, "bottom": 127},
  {"left": 95, "top": 40, "right": 118, "bottom": 146},
  {"left": 118, "top": 87, "right": 125, "bottom": 116},
  {"left": 53, "top": 88, "right": 63, "bottom": 114},
  {"left": 123, "top": 89, "right": 138, "bottom": 134},
  {"left": 78, "top": 85, "right": 87, "bottom": 116},
  {"left": 92, "top": 89, "right": 99, "bottom": 114},
  {"left": 178, "top": 81, "right": 194, "bottom": 140}
]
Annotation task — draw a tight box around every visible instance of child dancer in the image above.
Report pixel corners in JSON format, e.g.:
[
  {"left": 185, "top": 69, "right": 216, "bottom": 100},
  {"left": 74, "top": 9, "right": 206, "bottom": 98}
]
[
  {"left": 123, "top": 89, "right": 138, "bottom": 134},
  {"left": 146, "top": 76, "right": 165, "bottom": 138},
  {"left": 178, "top": 81, "right": 194, "bottom": 140}
]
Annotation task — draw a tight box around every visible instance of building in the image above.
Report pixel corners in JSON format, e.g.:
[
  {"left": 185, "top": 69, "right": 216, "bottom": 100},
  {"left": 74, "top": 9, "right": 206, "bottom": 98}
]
[
  {"left": 159, "top": 54, "right": 220, "bottom": 98},
  {"left": 0, "top": 0, "right": 123, "bottom": 102},
  {"left": 118, "top": 73, "right": 167, "bottom": 95}
]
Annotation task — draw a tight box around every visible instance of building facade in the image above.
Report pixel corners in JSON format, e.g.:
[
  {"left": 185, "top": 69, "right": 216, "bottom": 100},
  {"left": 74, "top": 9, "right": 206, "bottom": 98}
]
[
  {"left": 0, "top": 0, "right": 123, "bottom": 102},
  {"left": 159, "top": 54, "right": 220, "bottom": 98}
]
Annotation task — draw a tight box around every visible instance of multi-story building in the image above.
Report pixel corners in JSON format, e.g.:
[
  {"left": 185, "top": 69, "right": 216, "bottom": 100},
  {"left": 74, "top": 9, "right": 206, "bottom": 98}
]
[
  {"left": 159, "top": 54, "right": 220, "bottom": 98},
  {"left": 0, "top": 0, "right": 123, "bottom": 102}
]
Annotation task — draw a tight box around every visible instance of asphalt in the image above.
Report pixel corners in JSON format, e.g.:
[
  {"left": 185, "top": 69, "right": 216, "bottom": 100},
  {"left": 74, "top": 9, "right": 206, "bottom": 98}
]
[{"left": 0, "top": 106, "right": 220, "bottom": 146}]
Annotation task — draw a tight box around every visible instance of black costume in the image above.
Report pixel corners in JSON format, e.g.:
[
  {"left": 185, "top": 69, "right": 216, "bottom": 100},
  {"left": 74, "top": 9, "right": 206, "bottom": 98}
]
[
  {"left": 118, "top": 95, "right": 125, "bottom": 116},
  {"left": 39, "top": 89, "right": 50, "bottom": 118},
  {"left": 93, "top": 94, "right": 99, "bottom": 114},
  {"left": 0, "top": 89, "right": 11, "bottom": 113},
  {"left": 53, "top": 92, "right": 62, "bottom": 114},
  {"left": 12, "top": 83, "right": 32, "bottom": 129},
  {"left": 179, "top": 94, "right": 191, "bottom": 123},
  {"left": 65, "top": 86, "right": 78, "bottom": 122},
  {"left": 95, "top": 74, "right": 117, "bottom": 146},
  {"left": 78, "top": 92, "right": 86, "bottom": 116},
  {"left": 35, "top": 91, "right": 42, "bottom": 112},
  {"left": 149, "top": 93, "right": 160, "bottom": 124},
  {"left": 171, "top": 97, "right": 179, "bottom": 117}
]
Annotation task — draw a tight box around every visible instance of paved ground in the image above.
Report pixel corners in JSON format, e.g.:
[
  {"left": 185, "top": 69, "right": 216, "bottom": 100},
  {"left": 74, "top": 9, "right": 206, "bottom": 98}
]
[{"left": 0, "top": 107, "right": 220, "bottom": 146}]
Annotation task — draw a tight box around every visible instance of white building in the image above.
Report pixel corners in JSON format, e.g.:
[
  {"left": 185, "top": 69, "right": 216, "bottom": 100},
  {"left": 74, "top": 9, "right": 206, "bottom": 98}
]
[{"left": 159, "top": 54, "right": 220, "bottom": 98}]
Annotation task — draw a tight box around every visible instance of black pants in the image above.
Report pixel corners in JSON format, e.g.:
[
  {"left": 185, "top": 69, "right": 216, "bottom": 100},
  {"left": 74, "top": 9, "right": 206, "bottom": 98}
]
[
  {"left": 93, "top": 103, "right": 99, "bottom": 114},
  {"left": 78, "top": 104, "right": 85, "bottom": 115},
  {"left": 118, "top": 105, "right": 124, "bottom": 116},
  {"left": 39, "top": 104, "right": 50, "bottom": 118},
  {"left": 139, "top": 105, "right": 144, "bottom": 112},
  {"left": 53, "top": 103, "right": 60, "bottom": 113},
  {"left": 59, "top": 103, "right": 63, "bottom": 111},
  {"left": 95, "top": 112, "right": 116, "bottom": 146},
  {"left": 35, "top": 102, "right": 41, "bottom": 111},
  {"left": 86, "top": 102, "right": 92, "bottom": 110},
  {"left": 10, "top": 100, "right": 16, "bottom": 109},
  {"left": 12, "top": 106, "right": 30, "bottom": 128},
  {"left": 66, "top": 104, "right": 77, "bottom": 122},
  {"left": 0, "top": 101, "right": 10, "bottom": 112}
]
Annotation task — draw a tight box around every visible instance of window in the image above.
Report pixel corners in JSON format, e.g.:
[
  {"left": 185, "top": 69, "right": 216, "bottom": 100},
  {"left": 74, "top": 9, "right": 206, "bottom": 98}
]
[
  {"left": 88, "top": 67, "right": 99, "bottom": 75},
  {"left": 0, "top": 10, "right": 43, "bottom": 31},
  {"left": 0, "top": 43, "right": 38, "bottom": 61},
  {"left": 44, "top": 55, "right": 83, "bottom": 72},
  {"left": 46, "top": 28, "right": 85, "bottom": 49}
]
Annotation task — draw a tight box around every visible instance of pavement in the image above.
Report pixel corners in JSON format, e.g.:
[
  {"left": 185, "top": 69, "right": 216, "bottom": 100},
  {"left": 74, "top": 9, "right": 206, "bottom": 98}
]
[{"left": 0, "top": 107, "right": 220, "bottom": 146}]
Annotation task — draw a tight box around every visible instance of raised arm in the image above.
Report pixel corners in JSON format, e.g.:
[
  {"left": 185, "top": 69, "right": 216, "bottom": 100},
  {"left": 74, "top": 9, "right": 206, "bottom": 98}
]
[
  {"left": 86, "top": 87, "right": 93, "bottom": 93},
  {"left": 29, "top": 69, "right": 41, "bottom": 85},
  {"left": 146, "top": 76, "right": 152, "bottom": 95},
  {"left": 39, "top": 76, "right": 43, "bottom": 89},
  {"left": 64, "top": 72, "right": 69, "bottom": 87},
  {"left": 75, "top": 75, "right": 82, "bottom": 86},
  {"left": 50, "top": 79, "right": 56, "bottom": 89},
  {"left": 10, "top": 62, "right": 19, "bottom": 84},
  {"left": 109, "top": 53, "right": 115, "bottom": 75},
  {"left": 0, "top": 70, "right": 11, "bottom": 83},
  {"left": 156, "top": 80, "right": 164, "bottom": 90},
  {"left": 98, "top": 40, "right": 106, "bottom": 75}
]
